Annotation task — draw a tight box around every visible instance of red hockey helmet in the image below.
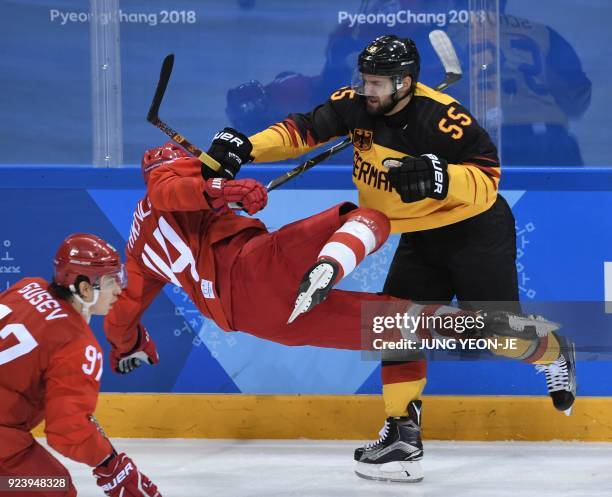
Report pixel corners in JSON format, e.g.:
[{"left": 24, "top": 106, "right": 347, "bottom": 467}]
[
  {"left": 53, "top": 233, "right": 125, "bottom": 289},
  {"left": 141, "top": 142, "right": 188, "bottom": 184}
]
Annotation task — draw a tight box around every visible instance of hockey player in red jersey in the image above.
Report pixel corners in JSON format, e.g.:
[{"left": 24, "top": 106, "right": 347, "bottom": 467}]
[
  {"left": 0, "top": 234, "right": 161, "bottom": 497},
  {"left": 105, "top": 139, "right": 398, "bottom": 360},
  {"left": 104, "top": 135, "right": 562, "bottom": 483}
]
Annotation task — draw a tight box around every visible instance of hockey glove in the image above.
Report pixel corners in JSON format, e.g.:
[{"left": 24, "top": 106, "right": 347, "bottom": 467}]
[
  {"left": 385, "top": 154, "right": 449, "bottom": 203},
  {"left": 93, "top": 452, "right": 161, "bottom": 497},
  {"left": 204, "top": 127, "right": 253, "bottom": 180},
  {"left": 204, "top": 178, "right": 268, "bottom": 216},
  {"left": 110, "top": 324, "right": 159, "bottom": 374}
]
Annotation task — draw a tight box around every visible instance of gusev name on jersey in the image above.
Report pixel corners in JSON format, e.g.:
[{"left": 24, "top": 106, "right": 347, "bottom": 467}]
[
  {"left": 249, "top": 83, "right": 500, "bottom": 233},
  {"left": 0, "top": 278, "right": 113, "bottom": 466}
]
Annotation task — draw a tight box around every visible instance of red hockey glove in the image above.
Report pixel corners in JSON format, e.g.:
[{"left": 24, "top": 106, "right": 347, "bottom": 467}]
[
  {"left": 93, "top": 452, "right": 161, "bottom": 497},
  {"left": 204, "top": 177, "right": 268, "bottom": 215},
  {"left": 110, "top": 324, "right": 159, "bottom": 374}
]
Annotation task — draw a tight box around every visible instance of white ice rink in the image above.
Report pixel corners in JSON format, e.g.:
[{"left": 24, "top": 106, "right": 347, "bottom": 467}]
[{"left": 43, "top": 439, "right": 612, "bottom": 497}]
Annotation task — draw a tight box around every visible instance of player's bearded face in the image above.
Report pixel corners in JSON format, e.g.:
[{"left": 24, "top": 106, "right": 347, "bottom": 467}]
[
  {"left": 365, "top": 93, "right": 396, "bottom": 116},
  {"left": 360, "top": 75, "right": 399, "bottom": 116}
]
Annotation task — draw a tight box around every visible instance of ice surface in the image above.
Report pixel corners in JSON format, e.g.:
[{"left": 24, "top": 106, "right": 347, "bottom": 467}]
[{"left": 43, "top": 439, "right": 612, "bottom": 497}]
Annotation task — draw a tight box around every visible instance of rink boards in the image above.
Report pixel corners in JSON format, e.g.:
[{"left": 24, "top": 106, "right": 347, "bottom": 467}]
[{"left": 30, "top": 394, "right": 612, "bottom": 441}]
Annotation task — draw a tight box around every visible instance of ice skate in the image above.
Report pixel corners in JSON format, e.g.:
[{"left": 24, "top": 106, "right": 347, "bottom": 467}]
[
  {"left": 287, "top": 259, "right": 339, "bottom": 324},
  {"left": 483, "top": 311, "right": 560, "bottom": 339},
  {"left": 535, "top": 333, "right": 577, "bottom": 416},
  {"left": 354, "top": 400, "right": 424, "bottom": 483}
]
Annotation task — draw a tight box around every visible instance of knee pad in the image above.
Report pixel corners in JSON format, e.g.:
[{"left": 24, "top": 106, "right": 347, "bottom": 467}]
[{"left": 343, "top": 207, "right": 391, "bottom": 253}]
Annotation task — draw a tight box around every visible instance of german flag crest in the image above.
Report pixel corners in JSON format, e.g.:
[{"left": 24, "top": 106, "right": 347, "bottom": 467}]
[{"left": 353, "top": 129, "right": 373, "bottom": 151}]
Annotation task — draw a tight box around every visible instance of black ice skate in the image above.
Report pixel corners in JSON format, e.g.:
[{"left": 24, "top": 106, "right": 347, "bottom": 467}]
[
  {"left": 535, "top": 333, "right": 577, "bottom": 416},
  {"left": 287, "top": 259, "right": 339, "bottom": 324},
  {"left": 483, "top": 311, "right": 560, "bottom": 339},
  {"left": 354, "top": 400, "right": 424, "bottom": 483}
]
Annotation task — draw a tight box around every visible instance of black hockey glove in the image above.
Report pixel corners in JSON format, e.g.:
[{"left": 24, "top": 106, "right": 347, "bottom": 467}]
[
  {"left": 203, "top": 127, "right": 253, "bottom": 180},
  {"left": 384, "top": 154, "right": 449, "bottom": 203}
]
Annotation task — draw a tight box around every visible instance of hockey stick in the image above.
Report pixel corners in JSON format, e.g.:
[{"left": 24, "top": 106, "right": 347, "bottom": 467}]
[
  {"left": 265, "top": 137, "right": 352, "bottom": 191},
  {"left": 146, "top": 54, "right": 223, "bottom": 174},
  {"left": 429, "top": 30, "right": 462, "bottom": 91},
  {"left": 146, "top": 54, "right": 352, "bottom": 194}
]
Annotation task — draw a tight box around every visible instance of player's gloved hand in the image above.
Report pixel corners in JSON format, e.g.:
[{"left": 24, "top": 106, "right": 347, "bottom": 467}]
[
  {"left": 204, "top": 178, "right": 268, "bottom": 216},
  {"left": 384, "top": 154, "right": 449, "bottom": 203},
  {"left": 110, "top": 324, "right": 159, "bottom": 374},
  {"left": 203, "top": 127, "right": 253, "bottom": 180},
  {"left": 93, "top": 452, "right": 161, "bottom": 497}
]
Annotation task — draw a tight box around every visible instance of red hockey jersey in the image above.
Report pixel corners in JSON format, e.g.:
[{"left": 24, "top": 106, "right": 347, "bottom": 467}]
[
  {"left": 104, "top": 156, "right": 266, "bottom": 353},
  {"left": 0, "top": 278, "right": 113, "bottom": 466}
]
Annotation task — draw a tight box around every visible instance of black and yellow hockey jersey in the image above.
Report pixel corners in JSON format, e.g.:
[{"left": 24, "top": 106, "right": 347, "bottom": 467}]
[{"left": 249, "top": 82, "right": 500, "bottom": 233}]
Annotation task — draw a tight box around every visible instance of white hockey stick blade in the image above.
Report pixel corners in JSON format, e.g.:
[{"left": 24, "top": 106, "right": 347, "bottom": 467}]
[
  {"left": 429, "top": 30, "right": 462, "bottom": 76},
  {"left": 434, "top": 73, "right": 462, "bottom": 92}
]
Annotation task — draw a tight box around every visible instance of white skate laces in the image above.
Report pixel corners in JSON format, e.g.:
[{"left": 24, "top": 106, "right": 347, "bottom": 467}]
[
  {"left": 536, "top": 356, "right": 569, "bottom": 393},
  {"left": 364, "top": 420, "right": 390, "bottom": 450}
]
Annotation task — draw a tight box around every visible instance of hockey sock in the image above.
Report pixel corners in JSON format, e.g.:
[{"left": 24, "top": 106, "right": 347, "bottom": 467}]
[
  {"left": 488, "top": 333, "right": 560, "bottom": 363},
  {"left": 381, "top": 361, "right": 427, "bottom": 417},
  {"left": 317, "top": 208, "right": 389, "bottom": 283},
  {"left": 531, "top": 333, "right": 561, "bottom": 364}
]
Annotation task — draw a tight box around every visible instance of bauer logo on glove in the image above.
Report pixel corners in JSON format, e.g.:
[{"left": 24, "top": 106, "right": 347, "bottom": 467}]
[
  {"left": 205, "top": 127, "right": 253, "bottom": 179},
  {"left": 384, "top": 154, "right": 449, "bottom": 203},
  {"left": 422, "top": 153, "right": 446, "bottom": 197}
]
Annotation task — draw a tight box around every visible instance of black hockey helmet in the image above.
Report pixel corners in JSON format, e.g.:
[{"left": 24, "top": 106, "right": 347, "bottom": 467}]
[{"left": 358, "top": 35, "right": 420, "bottom": 86}]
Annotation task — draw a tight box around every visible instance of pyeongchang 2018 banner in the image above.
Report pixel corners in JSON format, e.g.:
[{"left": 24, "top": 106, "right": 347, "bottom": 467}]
[{"left": 0, "top": 0, "right": 604, "bottom": 166}]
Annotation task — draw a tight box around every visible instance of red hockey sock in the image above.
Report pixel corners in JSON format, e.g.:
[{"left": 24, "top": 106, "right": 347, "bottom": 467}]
[{"left": 317, "top": 208, "right": 390, "bottom": 283}]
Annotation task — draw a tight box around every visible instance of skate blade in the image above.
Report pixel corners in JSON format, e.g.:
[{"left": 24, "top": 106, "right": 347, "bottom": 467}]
[
  {"left": 530, "top": 317, "right": 561, "bottom": 337},
  {"left": 287, "top": 264, "right": 334, "bottom": 324},
  {"left": 354, "top": 460, "right": 424, "bottom": 483},
  {"left": 505, "top": 314, "right": 561, "bottom": 338},
  {"left": 287, "top": 293, "right": 311, "bottom": 324}
]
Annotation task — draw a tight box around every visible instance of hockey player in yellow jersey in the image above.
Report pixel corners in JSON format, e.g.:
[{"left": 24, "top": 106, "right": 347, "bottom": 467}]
[{"left": 227, "top": 35, "right": 576, "bottom": 483}]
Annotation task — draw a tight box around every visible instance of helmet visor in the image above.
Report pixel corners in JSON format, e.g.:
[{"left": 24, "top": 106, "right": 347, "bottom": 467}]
[
  {"left": 97, "top": 264, "right": 128, "bottom": 290},
  {"left": 351, "top": 70, "right": 402, "bottom": 97}
]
